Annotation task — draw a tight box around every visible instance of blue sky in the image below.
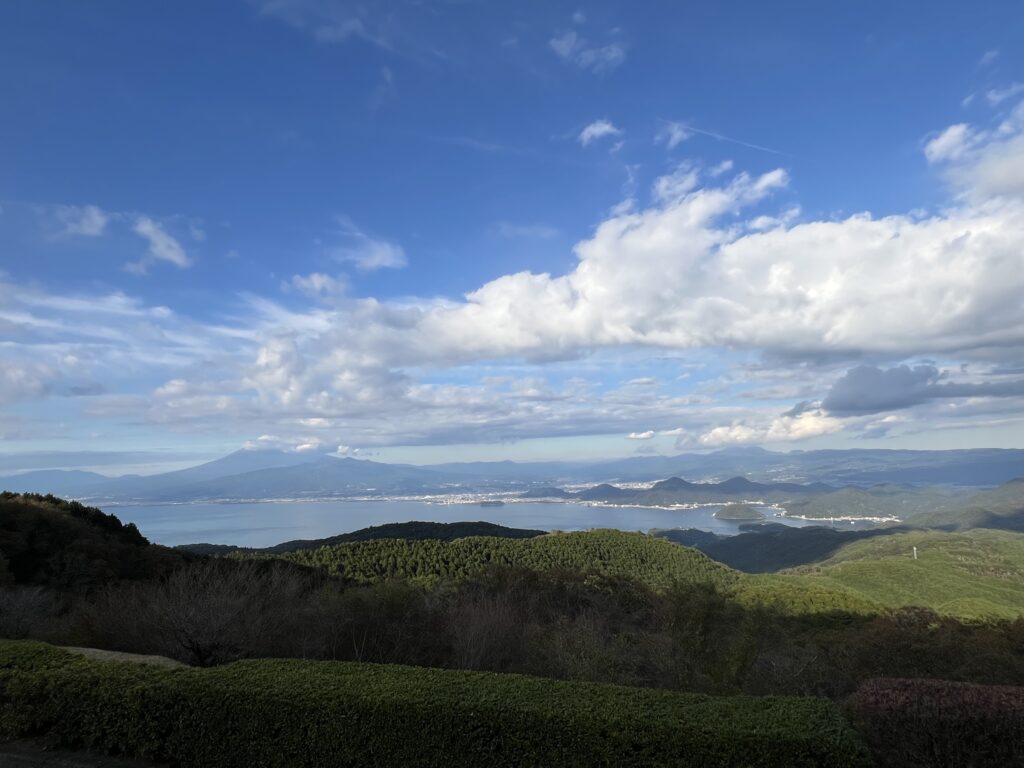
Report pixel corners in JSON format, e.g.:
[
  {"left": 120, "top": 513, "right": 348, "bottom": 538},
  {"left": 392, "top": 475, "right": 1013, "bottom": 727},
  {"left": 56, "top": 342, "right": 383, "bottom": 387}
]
[{"left": 2, "top": 1, "right": 1024, "bottom": 474}]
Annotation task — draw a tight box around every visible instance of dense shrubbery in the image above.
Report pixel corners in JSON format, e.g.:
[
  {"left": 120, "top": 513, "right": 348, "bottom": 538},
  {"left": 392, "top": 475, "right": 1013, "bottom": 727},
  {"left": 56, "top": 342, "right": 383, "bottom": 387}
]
[
  {"left": 846, "top": 678, "right": 1024, "bottom": 767},
  {"left": 0, "top": 640, "right": 870, "bottom": 768}
]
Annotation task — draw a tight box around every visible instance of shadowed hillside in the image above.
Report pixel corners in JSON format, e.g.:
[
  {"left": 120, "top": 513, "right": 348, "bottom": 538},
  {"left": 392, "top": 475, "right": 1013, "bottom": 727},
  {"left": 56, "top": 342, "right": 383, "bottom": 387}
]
[{"left": 177, "top": 520, "right": 546, "bottom": 556}]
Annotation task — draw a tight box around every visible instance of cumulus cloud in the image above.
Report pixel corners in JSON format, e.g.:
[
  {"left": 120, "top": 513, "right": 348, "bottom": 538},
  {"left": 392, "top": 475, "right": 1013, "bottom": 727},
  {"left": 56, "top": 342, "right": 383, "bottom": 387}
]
[
  {"left": 128, "top": 217, "right": 192, "bottom": 274},
  {"left": 986, "top": 83, "right": 1024, "bottom": 106},
  {"left": 288, "top": 273, "right": 349, "bottom": 298},
  {"left": 578, "top": 119, "right": 622, "bottom": 146},
  {"left": 823, "top": 364, "right": 1024, "bottom": 415},
  {"left": 656, "top": 122, "right": 691, "bottom": 149},
  {"left": 7, "top": 103, "right": 1024, "bottom": 451},
  {"left": 550, "top": 30, "right": 626, "bottom": 73},
  {"left": 823, "top": 365, "right": 941, "bottom": 415},
  {"left": 698, "top": 409, "right": 843, "bottom": 447},
  {"left": 978, "top": 49, "right": 999, "bottom": 68},
  {"left": 925, "top": 101, "right": 1024, "bottom": 200},
  {"left": 0, "top": 362, "right": 57, "bottom": 404},
  {"left": 332, "top": 217, "right": 407, "bottom": 271},
  {"left": 627, "top": 430, "right": 655, "bottom": 440},
  {"left": 53, "top": 205, "right": 109, "bottom": 237},
  {"left": 651, "top": 163, "right": 700, "bottom": 203}
]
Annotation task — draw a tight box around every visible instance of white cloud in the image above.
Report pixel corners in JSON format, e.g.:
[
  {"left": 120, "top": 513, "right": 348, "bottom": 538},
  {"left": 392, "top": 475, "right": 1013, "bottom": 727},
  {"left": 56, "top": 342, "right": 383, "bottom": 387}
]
[
  {"left": 578, "top": 119, "right": 622, "bottom": 146},
  {"left": 0, "top": 362, "right": 56, "bottom": 404},
  {"left": 709, "top": 160, "right": 734, "bottom": 177},
  {"left": 651, "top": 163, "right": 700, "bottom": 203},
  {"left": 656, "top": 122, "right": 691, "bottom": 149},
  {"left": 925, "top": 101, "right": 1024, "bottom": 200},
  {"left": 128, "top": 217, "right": 192, "bottom": 273},
  {"left": 978, "top": 49, "right": 999, "bottom": 68},
  {"left": 53, "top": 205, "right": 109, "bottom": 237},
  {"left": 627, "top": 430, "right": 655, "bottom": 440},
  {"left": 699, "top": 409, "right": 843, "bottom": 447},
  {"left": 923, "top": 124, "right": 976, "bottom": 162},
  {"left": 288, "top": 273, "right": 349, "bottom": 298},
  {"left": 332, "top": 217, "right": 407, "bottom": 271},
  {"left": 986, "top": 82, "right": 1024, "bottom": 106},
  {"left": 550, "top": 30, "right": 626, "bottom": 73},
  {"left": 7, "top": 105, "right": 1024, "bottom": 451}
]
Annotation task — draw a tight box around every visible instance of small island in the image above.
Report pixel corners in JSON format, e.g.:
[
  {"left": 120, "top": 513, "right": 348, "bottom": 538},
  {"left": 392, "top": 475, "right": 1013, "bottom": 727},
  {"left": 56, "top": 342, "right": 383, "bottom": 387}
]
[{"left": 714, "top": 503, "right": 766, "bottom": 521}]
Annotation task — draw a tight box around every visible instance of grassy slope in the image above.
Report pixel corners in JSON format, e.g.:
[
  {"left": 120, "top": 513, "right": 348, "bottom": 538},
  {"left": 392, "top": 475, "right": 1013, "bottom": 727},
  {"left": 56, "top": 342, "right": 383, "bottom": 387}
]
[{"left": 786, "top": 528, "right": 1024, "bottom": 619}]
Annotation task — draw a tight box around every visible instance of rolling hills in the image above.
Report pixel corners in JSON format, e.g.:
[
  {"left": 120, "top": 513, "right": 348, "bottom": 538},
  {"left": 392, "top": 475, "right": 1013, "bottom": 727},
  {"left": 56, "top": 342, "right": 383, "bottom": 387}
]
[{"left": 786, "top": 528, "right": 1024, "bottom": 619}]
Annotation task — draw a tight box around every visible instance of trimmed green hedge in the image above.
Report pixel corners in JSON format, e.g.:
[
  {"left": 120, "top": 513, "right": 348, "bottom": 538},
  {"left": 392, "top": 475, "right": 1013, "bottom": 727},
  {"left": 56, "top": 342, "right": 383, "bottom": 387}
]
[{"left": 0, "top": 641, "right": 870, "bottom": 767}]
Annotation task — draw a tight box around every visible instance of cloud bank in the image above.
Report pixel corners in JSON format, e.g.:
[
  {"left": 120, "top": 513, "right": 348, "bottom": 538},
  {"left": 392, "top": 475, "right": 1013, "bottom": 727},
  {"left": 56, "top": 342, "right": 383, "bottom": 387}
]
[{"left": 6, "top": 102, "right": 1024, "bottom": 452}]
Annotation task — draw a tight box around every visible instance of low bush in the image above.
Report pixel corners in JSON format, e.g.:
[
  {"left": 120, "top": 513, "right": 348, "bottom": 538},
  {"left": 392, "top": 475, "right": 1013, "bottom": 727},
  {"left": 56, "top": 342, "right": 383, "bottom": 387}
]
[
  {"left": 0, "top": 640, "right": 870, "bottom": 767},
  {"left": 846, "top": 677, "right": 1024, "bottom": 767}
]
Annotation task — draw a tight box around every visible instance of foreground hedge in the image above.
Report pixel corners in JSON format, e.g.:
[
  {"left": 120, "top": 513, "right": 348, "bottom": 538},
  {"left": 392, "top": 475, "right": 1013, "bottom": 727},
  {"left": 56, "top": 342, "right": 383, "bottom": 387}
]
[
  {"left": 0, "top": 641, "right": 869, "bottom": 767},
  {"left": 847, "top": 678, "right": 1024, "bottom": 767}
]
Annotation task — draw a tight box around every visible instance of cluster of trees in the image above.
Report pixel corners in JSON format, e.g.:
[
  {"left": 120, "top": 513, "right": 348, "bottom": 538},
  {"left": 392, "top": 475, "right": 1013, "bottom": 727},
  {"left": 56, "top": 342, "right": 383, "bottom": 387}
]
[
  {"left": 0, "top": 492, "right": 188, "bottom": 590},
  {"left": 271, "top": 530, "right": 738, "bottom": 590}
]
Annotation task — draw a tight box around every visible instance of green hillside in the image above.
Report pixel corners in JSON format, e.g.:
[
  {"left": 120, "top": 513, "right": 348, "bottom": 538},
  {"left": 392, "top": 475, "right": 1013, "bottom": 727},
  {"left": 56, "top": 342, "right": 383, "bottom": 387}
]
[
  {"left": 0, "top": 492, "right": 188, "bottom": 590},
  {"left": 783, "top": 485, "right": 966, "bottom": 520},
  {"left": 270, "top": 529, "right": 888, "bottom": 615},
  {"left": 786, "top": 528, "right": 1024, "bottom": 619},
  {"left": 273, "top": 527, "right": 1024, "bottom": 619},
  {"left": 274, "top": 529, "right": 740, "bottom": 590},
  {"left": 907, "top": 478, "right": 1024, "bottom": 531},
  {"left": 177, "top": 520, "right": 545, "bottom": 556}
]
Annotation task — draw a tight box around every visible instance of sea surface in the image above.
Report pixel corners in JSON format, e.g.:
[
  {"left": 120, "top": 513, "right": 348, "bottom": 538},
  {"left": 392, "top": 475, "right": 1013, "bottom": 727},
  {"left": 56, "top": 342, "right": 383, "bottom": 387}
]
[{"left": 108, "top": 499, "right": 872, "bottom": 548}]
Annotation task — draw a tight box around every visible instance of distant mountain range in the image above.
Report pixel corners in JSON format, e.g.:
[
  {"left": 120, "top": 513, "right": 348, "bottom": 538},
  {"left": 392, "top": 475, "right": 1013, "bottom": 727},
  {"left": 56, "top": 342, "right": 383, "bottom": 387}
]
[
  {"left": 1, "top": 446, "right": 1022, "bottom": 504},
  {"left": 0, "top": 450, "right": 453, "bottom": 502},
  {"left": 523, "top": 476, "right": 835, "bottom": 506}
]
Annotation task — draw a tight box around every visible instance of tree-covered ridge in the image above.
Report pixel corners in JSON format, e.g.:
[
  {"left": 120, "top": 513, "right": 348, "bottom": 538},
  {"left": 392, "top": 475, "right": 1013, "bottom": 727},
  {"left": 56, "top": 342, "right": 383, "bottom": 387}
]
[
  {"left": 268, "top": 530, "right": 890, "bottom": 616},
  {"left": 0, "top": 492, "right": 188, "bottom": 590},
  {"left": 177, "top": 520, "right": 547, "bottom": 556},
  {"left": 787, "top": 528, "right": 1024, "bottom": 619},
  {"left": 905, "top": 478, "right": 1024, "bottom": 531},
  {"left": 273, "top": 530, "right": 739, "bottom": 590}
]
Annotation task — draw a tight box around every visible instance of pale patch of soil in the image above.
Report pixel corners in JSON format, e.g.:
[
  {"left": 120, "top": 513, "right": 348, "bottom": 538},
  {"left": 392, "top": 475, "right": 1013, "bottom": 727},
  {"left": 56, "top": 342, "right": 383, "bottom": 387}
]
[{"left": 59, "top": 646, "right": 186, "bottom": 669}]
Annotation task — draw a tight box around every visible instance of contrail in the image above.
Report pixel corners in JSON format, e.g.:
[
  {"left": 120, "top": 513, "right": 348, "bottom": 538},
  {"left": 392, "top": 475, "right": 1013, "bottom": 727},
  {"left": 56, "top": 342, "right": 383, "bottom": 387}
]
[{"left": 678, "top": 123, "right": 788, "bottom": 156}]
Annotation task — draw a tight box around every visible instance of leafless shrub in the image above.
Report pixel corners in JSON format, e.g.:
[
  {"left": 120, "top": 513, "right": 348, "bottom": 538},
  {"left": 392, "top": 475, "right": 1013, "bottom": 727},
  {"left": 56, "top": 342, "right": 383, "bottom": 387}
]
[
  {"left": 82, "top": 560, "right": 319, "bottom": 666},
  {"left": 0, "top": 586, "right": 60, "bottom": 639}
]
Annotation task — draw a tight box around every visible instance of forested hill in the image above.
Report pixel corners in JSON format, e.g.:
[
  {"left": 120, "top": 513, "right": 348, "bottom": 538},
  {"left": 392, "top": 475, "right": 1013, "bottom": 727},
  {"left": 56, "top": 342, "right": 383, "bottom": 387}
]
[
  {"left": 0, "top": 492, "right": 188, "bottom": 589},
  {"left": 523, "top": 477, "right": 831, "bottom": 506},
  {"left": 904, "top": 478, "right": 1024, "bottom": 531},
  {"left": 271, "top": 530, "right": 739, "bottom": 590},
  {"left": 177, "top": 520, "right": 546, "bottom": 556}
]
